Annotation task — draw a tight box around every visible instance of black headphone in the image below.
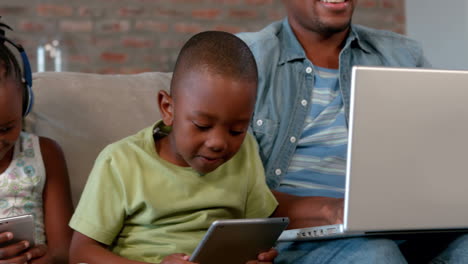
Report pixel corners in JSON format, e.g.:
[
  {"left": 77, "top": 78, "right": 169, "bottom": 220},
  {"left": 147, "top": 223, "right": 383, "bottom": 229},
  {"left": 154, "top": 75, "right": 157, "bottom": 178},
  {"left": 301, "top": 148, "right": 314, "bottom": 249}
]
[{"left": 0, "top": 19, "right": 33, "bottom": 117}]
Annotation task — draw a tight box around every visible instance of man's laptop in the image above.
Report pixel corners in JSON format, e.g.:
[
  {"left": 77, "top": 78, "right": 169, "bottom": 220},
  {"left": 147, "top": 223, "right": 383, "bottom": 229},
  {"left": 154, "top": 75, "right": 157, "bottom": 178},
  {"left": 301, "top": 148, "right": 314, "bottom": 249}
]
[{"left": 278, "top": 66, "right": 468, "bottom": 241}]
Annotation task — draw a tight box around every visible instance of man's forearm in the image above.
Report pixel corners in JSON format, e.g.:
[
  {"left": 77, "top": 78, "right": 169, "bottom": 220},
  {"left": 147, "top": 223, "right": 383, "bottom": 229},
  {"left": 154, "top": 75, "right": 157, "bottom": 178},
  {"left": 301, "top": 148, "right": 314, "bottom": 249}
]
[{"left": 271, "top": 190, "right": 344, "bottom": 229}]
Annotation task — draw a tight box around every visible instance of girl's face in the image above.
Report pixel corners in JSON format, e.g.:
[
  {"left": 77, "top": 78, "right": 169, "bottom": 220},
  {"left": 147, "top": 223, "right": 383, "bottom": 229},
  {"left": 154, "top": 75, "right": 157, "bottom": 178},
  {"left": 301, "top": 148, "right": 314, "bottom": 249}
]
[{"left": 0, "top": 78, "right": 23, "bottom": 165}]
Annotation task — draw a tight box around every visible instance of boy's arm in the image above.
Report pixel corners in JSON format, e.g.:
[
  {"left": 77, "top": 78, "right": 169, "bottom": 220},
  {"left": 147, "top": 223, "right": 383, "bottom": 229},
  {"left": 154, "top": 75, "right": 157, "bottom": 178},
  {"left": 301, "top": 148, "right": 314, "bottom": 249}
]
[
  {"left": 70, "top": 232, "right": 198, "bottom": 264},
  {"left": 68, "top": 148, "right": 196, "bottom": 264},
  {"left": 69, "top": 231, "right": 149, "bottom": 264}
]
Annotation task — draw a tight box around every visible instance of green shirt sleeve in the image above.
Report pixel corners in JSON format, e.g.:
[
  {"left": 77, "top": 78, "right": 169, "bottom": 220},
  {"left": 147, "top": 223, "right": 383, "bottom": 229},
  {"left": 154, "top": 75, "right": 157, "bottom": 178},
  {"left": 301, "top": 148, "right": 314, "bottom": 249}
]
[
  {"left": 243, "top": 133, "right": 278, "bottom": 219},
  {"left": 69, "top": 147, "right": 127, "bottom": 245}
]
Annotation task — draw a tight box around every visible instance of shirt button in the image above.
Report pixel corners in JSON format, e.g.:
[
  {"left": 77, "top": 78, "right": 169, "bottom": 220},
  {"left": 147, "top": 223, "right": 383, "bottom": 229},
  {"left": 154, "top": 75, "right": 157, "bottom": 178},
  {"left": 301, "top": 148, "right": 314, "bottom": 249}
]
[
  {"left": 290, "top": 136, "right": 296, "bottom": 143},
  {"left": 275, "top": 169, "right": 282, "bottom": 175},
  {"left": 301, "top": 99, "right": 308, "bottom": 106},
  {"left": 305, "top": 67, "right": 313, "bottom": 74},
  {"left": 256, "top": 119, "right": 263, "bottom": 126}
]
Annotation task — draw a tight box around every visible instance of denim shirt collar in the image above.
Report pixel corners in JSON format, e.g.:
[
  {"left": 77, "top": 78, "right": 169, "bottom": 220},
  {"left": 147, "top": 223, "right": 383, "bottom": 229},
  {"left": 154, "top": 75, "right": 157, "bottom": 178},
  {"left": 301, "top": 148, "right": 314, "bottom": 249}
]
[{"left": 278, "top": 18, "right": 371, "bottom": 65}]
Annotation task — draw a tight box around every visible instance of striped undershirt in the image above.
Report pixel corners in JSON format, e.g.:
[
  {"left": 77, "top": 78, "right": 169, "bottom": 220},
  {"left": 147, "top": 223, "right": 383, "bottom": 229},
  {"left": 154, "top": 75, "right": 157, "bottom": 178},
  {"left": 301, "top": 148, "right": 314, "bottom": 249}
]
[{"left": 277, "top": 66, "right": 348, "bottom": 198}]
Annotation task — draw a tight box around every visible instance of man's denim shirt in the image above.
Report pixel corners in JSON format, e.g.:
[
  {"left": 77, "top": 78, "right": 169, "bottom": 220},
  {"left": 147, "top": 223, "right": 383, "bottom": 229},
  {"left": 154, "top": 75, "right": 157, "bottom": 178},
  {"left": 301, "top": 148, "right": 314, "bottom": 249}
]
[{"left": 237, "top": 19, "right": 431, "bottom": 189}]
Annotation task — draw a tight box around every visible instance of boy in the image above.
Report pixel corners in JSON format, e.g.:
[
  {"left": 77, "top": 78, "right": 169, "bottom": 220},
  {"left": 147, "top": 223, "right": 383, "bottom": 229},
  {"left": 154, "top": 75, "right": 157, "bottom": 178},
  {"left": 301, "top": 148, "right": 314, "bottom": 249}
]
[{"left": 68, "top": 31, "right": 279, "bottom": 263}]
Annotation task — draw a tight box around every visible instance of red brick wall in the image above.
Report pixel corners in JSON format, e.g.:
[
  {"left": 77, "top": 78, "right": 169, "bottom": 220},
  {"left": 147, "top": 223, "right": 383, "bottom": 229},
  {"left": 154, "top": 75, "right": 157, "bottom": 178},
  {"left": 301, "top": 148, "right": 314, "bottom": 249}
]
[{"left": 0, "top": 0, "right": 405, "bottom": 74}]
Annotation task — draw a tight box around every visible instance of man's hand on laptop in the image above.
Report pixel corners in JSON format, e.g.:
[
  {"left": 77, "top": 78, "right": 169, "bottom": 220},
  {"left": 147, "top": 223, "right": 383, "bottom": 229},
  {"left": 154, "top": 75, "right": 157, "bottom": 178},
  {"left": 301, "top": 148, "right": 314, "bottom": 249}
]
[{"left": 272, "top": 191, "right": 344, "bottom": 229}]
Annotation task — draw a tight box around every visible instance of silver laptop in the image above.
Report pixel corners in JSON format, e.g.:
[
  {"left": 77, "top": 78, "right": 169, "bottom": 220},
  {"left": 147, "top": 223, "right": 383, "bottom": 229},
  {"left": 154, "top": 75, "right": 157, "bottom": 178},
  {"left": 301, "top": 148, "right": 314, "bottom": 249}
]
[{"left": 278, "top": 66, "right": 468, "bottom": 241}]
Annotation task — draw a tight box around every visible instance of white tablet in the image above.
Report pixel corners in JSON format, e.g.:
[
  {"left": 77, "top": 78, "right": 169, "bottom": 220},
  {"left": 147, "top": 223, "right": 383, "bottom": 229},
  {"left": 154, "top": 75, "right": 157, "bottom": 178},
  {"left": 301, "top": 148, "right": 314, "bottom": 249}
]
[
  {"left": 190, "top": 217, "right": 289, "bottom": 264},
  {"left": 0, "top": 214, "right": 35, "bottom": 247}
]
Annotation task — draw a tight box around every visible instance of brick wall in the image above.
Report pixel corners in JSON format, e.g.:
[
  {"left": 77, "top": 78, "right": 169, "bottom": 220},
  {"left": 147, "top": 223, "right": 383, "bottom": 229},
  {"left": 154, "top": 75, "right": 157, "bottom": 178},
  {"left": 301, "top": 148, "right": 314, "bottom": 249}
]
[{"left": 0, "top": 0, "right": 405, "bottom": 74}]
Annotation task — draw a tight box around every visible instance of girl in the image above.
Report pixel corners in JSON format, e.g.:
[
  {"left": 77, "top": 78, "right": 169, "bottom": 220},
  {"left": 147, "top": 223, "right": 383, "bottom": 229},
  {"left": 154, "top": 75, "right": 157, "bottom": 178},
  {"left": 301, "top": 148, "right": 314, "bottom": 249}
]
[{"left": 0, "top": 21, "right": 73, "bottom": 264}]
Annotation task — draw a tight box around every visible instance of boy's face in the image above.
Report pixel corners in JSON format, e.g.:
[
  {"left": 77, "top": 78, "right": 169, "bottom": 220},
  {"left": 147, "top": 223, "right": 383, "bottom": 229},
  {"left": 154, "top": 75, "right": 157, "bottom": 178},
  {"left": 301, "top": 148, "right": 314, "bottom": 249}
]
[
  {"left": 0, "top": 78, "right": 23, "bottom": 164},
  {"left": 158, "top": 69, "right": 257, "bottom": 174}
]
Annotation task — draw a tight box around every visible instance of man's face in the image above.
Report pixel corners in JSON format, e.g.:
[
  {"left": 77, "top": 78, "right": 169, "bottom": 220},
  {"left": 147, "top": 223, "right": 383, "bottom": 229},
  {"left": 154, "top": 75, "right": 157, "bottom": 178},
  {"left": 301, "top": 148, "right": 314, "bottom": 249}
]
[
  {"left": 160, "top": 70, "right": 257, "bottom": 174},
  {"left": 284, "top": 0, "right": 356, "bottom": 35},
  {"left": 0, "top": 78, "right": 23, "bottom": 164}
]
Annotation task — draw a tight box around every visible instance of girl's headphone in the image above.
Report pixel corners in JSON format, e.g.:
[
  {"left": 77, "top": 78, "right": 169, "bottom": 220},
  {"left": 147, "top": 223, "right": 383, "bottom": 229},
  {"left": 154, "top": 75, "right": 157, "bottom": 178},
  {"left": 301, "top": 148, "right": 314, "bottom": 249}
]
[{"left": 0, "top": 19, "right": 34, "bottom": 117}]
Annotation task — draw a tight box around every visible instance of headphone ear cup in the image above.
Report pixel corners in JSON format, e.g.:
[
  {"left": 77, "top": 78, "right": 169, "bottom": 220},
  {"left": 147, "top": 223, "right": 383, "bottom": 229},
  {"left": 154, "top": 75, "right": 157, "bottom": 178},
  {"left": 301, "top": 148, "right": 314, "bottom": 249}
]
[{"left": 20, "top": 49, "right": 33, "bottom": 117}]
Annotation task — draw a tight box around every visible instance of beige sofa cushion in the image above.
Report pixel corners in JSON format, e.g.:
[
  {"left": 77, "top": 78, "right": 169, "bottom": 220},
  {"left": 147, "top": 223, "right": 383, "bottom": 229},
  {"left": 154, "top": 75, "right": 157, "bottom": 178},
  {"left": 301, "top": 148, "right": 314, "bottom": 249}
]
[{"left": 25, "top": 72, "right": 172, "bottom": 206}]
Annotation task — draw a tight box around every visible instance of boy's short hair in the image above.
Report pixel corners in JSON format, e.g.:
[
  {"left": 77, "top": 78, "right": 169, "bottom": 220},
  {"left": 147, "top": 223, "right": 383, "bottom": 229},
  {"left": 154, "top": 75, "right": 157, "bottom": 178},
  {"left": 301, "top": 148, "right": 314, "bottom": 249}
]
[{"left": 171, "top": 31, "right": 258, "bottom": 93}]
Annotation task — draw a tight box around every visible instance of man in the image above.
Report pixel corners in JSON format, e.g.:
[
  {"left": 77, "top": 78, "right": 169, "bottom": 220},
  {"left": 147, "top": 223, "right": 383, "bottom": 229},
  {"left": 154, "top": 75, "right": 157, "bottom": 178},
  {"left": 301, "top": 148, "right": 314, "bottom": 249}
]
[{"left": 238, "top": 0, "right": 468, "bottom": 263}]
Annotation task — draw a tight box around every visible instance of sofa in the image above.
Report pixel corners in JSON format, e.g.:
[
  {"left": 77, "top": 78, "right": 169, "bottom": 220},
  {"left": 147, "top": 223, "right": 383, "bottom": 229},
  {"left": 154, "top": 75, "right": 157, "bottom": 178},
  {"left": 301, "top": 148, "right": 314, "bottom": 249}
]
[{"left": 25, "top": 71, "right": 172, "bottom": 206}]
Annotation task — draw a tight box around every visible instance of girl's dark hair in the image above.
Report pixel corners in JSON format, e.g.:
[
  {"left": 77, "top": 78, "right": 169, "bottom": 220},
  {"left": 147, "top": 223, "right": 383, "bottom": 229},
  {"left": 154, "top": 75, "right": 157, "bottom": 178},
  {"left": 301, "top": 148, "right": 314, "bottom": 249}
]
[
  {"left": 0, "top": 20, "right": 23, "bottom": 84},
  {"left": 0, "top": 43, "right": 22, "bottom": 83}
]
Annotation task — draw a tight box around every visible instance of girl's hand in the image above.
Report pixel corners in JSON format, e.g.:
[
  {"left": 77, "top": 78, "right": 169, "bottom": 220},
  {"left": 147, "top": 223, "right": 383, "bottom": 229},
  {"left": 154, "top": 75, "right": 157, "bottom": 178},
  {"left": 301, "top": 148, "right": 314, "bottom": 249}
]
[
  {"left": 246, "top": 248, "right": 278, "bottom": 264},
  {"left": 0, "top": 232, "right": 31, "bottom": 262},
  {"left": 0, "top": 231, "right": 49, "bottom": 264},
  {"left": 160, "top": 253, "right": 197, "bottom": 264},
  {"left": 26, "top": 244, "right": 50, "bottom": 264}
]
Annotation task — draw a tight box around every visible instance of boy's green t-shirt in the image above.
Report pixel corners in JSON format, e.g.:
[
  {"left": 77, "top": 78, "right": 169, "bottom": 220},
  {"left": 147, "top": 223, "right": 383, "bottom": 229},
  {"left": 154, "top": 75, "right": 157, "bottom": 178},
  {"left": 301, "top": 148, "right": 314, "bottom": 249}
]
[{"left": 69, "top": 122, "right": 278, "bottom": 263}]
